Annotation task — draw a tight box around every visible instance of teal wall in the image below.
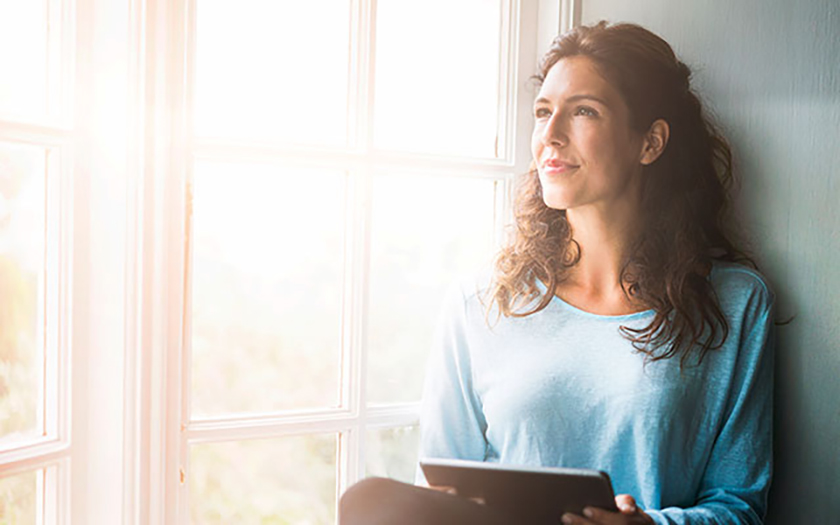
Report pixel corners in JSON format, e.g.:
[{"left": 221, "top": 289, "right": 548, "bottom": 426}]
[{"left": 577, "top": 1, "right": 840, "bottom": 522}]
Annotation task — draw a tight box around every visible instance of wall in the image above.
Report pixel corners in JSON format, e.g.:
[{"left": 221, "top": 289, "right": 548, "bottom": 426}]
[{"left": 577, "top": 0, "right": 840, "bottom": 522}]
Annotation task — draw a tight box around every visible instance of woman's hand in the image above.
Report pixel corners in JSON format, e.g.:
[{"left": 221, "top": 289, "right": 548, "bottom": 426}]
[{"left": 561, "top": 495, "right": 654, "bottom": 525}]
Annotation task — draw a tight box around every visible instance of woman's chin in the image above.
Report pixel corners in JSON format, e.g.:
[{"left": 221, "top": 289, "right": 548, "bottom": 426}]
[{"left": 541, "top": 193, "right": 573, "bottom": 211}]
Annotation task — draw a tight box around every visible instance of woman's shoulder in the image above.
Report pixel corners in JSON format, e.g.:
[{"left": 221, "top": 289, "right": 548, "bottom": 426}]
[{"left": 709, "top": 260, "right": 776, "bottom": 313}]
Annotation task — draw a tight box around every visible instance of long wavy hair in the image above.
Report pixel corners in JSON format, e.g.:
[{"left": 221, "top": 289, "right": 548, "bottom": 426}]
[{"left": 488, "top": 21, "right": 750, "bottom": 368}]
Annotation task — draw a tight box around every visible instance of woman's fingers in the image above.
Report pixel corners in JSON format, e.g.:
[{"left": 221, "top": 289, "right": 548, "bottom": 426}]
[
  {"left": 560, "top": 512, "right": 597, "bottom": 524},
  {"left": 427, "top": 484, "right": 457, "bottom": 495},
  {"left": 562, "top": 507, "right": 622, "bottom": 524},
  {"left": 561, "top": 503, "right": 652, "bottom": 524},
  {"left": 427, "top": 485, "right": 485, "bottom": 505},
  {"left": 615, "top": 494, "right": 638, "bottom": 514}
]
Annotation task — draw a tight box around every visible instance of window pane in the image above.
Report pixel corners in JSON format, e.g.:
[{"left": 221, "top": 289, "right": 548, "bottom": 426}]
[
  {"left": 194, "top": 0, "right": 351, "bottom": 146},
  {"left": 0, "top": 469, "right": 40, "bottom": 524},
  {"left": 190, "top": 161, "right": 344, "bottom": 417},
  {"left": 190, "top": 434, "right": 337, "bottom": 524},
  {"left": 374, "top": 0, "right": 503, "bottom": 158},
  {"left": 0, "top": 1, "right": 50, "bottom": 122},
  {"left": 0, "top": 142, "right": 47, "bottom": 448},
  {"left": 367, "top": 174, "right": 497, "bottom": 404},
  {"left": 365, "top": 425, "right": 420, "bottom": 484}
]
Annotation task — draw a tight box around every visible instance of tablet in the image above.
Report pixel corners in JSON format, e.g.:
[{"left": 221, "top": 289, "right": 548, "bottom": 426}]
[{"left": 419, "top": 458, "right": 618, "bottom": 523}]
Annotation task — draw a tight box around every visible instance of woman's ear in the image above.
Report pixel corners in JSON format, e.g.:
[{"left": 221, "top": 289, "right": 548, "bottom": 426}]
[{"left": 640, "top": 119, "right": 670, "bottom": 165}]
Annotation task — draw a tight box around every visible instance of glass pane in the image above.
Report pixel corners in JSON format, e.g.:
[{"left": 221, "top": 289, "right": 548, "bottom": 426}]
[
  {"left": 374, "top": 0, "right": 503, "bottom": 158},
  {"left": 0, "top": 143, "right": 47, "bottom": 448},
  {"left": 194, "top": 0, "right": 351, "bottom": 146},
  {"left": 365, "top": 425, "right": 420, "bottom": 484},
  {"left": 0, "top": 1, "right": 50, "bottom": 122},
  {"left": 0, "top": 469, "right": 40, "bottom": 524},
  {"left": 190, "top": 434, "right": 337, "bottom": 524},
  {"left": 367, "top": 174, "right": 497, "bottom": 404},
  {"left": 190, "top": 161, "right": 344, "bottom": 417}
]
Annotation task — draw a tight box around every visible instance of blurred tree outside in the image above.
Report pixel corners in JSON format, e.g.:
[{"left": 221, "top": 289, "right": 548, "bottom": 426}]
[
  {"left": 0, "top": 470, "right": 37, "bottom": 525},
  {"left": 0, "top": 256, "right": 37, "bottom": 438},
  {"left": 190, "top": 435, "right": 337, "bottom": 524},
  {"left": 0, "top": 144, "right": 41, "bottom": 442},
  {"left": 366, "top": 425, "right": 421, "bottom": 484},
  {"left": 0, "top": 144, "right": 44, "bottom": 521}
]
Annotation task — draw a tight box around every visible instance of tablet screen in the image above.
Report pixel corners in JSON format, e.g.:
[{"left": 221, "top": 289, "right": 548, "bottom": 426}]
[{"left": 420, "top": 458, "right": 617, "bottom": 523}]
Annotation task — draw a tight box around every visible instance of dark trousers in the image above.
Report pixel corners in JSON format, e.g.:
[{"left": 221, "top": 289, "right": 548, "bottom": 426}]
[{"left": 339, "top": 478, "right": 517, "bottom": 525}]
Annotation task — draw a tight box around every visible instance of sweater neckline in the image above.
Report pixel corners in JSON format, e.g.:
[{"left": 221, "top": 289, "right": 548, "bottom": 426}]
[
  {"left": 533, "top": 263, "right": 721, "bottom": 321},
  {"left": 548, "top": 292, "right": 656, "bottom": 321},
  {"left": 533, "top": 279, "right": 654, "bottom": 322}
]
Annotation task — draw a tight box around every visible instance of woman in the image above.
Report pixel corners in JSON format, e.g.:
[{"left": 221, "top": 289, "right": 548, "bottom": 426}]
[{"left": 341, "top": 21, "right": 774, "bottom": 525}]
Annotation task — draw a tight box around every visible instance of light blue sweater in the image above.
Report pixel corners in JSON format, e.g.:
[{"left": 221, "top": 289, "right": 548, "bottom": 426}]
[{"left": 417, "top": 262, "right": 775, "bottom": 524}]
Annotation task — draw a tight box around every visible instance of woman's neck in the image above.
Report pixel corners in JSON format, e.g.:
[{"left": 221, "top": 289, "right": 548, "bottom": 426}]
[{"left": 556, "top": 205, "right": 646, "bottom": 314}]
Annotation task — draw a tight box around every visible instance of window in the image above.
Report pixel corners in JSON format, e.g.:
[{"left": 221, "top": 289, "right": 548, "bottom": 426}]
[
  {"left": 0, "top": 0, "right": 563, "bottom": 523},
  {"left": 167, "top": 1, "right": 543, "bottom": 522}
]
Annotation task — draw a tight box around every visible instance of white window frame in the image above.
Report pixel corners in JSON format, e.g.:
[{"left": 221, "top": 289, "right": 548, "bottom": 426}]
[
  {"left": 127, "top": 0, "right": 572, "bottom": 523},
  {"left": 68, "top": 0, "right": 142, "bottom": 521}
]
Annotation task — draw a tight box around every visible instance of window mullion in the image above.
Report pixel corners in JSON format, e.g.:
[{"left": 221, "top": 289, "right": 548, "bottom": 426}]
[
  {"left": 132, "top": 0, "right": 193, "bottom": 522},
  {"left": 560, "top": 0, "right": 581, "bottom": 34},
  {"left": 0, "top": 122, "right": 72, "bottom": 145},
  {"left": 171, "top": 0, "right": 194, "bottom": 519},
  {"left": 0, "top": 440, "right": 69, "bottom": 476},
  {"left": 186, "top": 412, "right": 359, "bottom": 444},
  {"left": 364, "top": 403, "right": 421, "bottom": 428},
  {"left": 341, "top": 0, "right": 377, "bottom": 498}
]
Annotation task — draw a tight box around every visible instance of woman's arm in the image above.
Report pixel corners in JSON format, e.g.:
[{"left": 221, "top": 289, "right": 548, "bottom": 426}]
[
  {"left": 646, "top": 294, "right": 776, "bottom": 525},
  {"left": 415, "top": 282, "right": 489, "bottom": 485}
]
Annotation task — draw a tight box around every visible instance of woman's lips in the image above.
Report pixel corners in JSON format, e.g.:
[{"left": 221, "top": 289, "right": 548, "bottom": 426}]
[{"left": 542, "top": 159, "right": 579, "bottom": 174}]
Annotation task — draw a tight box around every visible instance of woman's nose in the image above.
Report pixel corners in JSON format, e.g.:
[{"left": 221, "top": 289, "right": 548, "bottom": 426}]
[{"left": 542, "top": 114, "right": 569, "bottom": 147}]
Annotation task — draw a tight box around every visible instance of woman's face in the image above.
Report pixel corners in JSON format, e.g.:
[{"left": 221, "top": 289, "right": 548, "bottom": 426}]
[{"left": 531, "top": 56, "right": 646, "bottom": 216}]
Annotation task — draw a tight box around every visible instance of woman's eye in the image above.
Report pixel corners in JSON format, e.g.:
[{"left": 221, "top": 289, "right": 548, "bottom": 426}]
[
  {"left": 534, "top": 107, "right": 551, "bottom": 118},
  {"left": 574, "top": 106, "right": 598, "bottom": 117}
]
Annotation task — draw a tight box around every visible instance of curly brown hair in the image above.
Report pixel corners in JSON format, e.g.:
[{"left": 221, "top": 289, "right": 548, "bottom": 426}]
[{"left": 488, "top": 21, "right": 749, "bottom": 368}]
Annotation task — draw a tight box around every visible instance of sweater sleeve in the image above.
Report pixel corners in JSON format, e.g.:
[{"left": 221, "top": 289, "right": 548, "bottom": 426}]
[
  {"left": 415, "top": 282, "right": 489, "bottom": 485},
  {"left": 646, "top": 292, "right": 776, "bottom": 525}
]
